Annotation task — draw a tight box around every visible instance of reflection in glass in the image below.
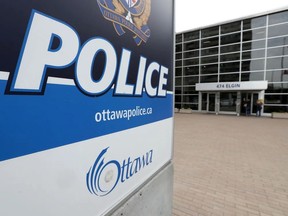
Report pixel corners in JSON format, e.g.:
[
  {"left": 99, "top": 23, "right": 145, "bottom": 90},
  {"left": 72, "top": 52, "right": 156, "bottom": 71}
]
[
  {"left": 242, "top": 28, "right": 266, "bottom": 41},
  {"left": 220, "top": 62, "right": 240, "bottom": 73},
  {"left": 175, "top": 87, "right": 182, "bottom": 94},
  {"left": 201, "top": 37, "right": 219, "bottom": 48},
  {"left": 268, "top": 36, "right": 288, "bottom": 48},
  {"left": 221, "top": 44, "right": 240, "bottom": 53},
  {"left": 176, "top": 60, "right": 182, "bottom": 67},
  {"left": 175, "top": 77, "right": 182, "bottom": 86},
  {"left": 265, "top": 94, "right": 288, "bottom": 105},
  {"left": 184, "top": 41, "right": 199, "bottom": 51},
  {"left": 221, "top": 53, "right": 240, "bottom": 62},
  {"left": 184, "top": 66, "right": 199, "bottom": 76},
  {"left": 202, "top": 93, "right": 207, "bottom": 111},
  {"left": 221, "top": 21, "right": 241, "bottom": 34},
  {"left": 221, "top": 33, "right": 241, "bottom": 45},
  {"left": 243, "top": 16, "right": 266, "bottom": 30},
  {"left": 176, "top": 34, "right": 182, "bottom": 43},
  {"left": 241, "top": 59, "right": 265, "bottom": 71},
  {"left": 220, "top": 92, "right": 237, "bottom": 112},
  {"left": 242, "top": 40, "right": 265, "bottom": 50},
  {"left": 200, "top": 75, "right": 218, "bottom": 83},
  {"left": 268, "top": 23, "right": 288, "bottom": 38},
  {"left": 184, "top": 58, "right": 199, "bottom": 66},
  {"left": 266, "top": 57, "right": 288, "bottom": 70},
  {"left": 184, "top": 50, "right": 199, "bottom": 58},
  {"left": 201, "top": 64, "right": 218, "bottom": 75},
  {"left": 183, "top": 95, "right": 199, "bottom": 104},
  {"left": 266, "top": 83, "right": 288, "bottom": 93},
  {"left": 266, "top": 70, "right": 288, "bottom": 82},
  {"left": 184, "top": 31, "right": 199, "bottom": 41},
  {"left": 269, "top": 10, "right": 288, "bottom": 25},
  {"left": 264, "top": 105, "right": 288, "bottom": 113},
  {"left": 220, "top": 73, "right": 239, "bottom": 82},
  {"left": 176, "top": 44, "right": 182, "bottom": 52},
  {"left": 183, "top": 76, "right": 199, "bottom": 85},
  {"left": 201, "top": 47, "right": 218, "bottom": 56},
  {"left": 201, "top": 56, "right": 218, "bottom": 64},
  {"left": 241, "top": 72, "right": 264, "bottom": 81},
  {"left": 176, "top": 53, "right": 182, "bottom": 60},
  {"left": 183, "top": 86, "right": 197, "bottom": 94},
  {"left": 175, "top": 68, "right": 182, "bottom": 76},
  {"left": 202, "top": 26, "right": 219, "bottom": 38},
  {"left": 242, "top": 49, "right": 265, "bottom": 60}
]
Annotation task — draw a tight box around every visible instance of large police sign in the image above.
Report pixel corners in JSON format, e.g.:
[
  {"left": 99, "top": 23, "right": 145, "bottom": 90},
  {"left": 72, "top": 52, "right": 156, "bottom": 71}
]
[{"left": 0, "top": 0, "right": 174, "bottom": 215}]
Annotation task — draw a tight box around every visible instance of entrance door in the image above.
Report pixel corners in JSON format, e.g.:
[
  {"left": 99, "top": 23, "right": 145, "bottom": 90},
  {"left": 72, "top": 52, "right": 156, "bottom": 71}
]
[
  {"left": 241, "top": 92, "right": 258, "bottom": 115},
  {"left": 208, "top": 93, "right": 216, "bottom": 112}
]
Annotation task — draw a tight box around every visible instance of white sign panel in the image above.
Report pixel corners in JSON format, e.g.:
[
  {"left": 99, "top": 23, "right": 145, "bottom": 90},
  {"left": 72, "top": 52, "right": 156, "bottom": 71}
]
[{"left": 196, "top": 81, "right": 268, "bottom": 91}]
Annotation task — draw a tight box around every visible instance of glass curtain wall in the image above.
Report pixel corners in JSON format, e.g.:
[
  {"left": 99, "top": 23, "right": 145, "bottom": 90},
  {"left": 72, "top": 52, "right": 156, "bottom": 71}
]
[{"left": 175, "top": 9, "right": 288, "bottom": 113}]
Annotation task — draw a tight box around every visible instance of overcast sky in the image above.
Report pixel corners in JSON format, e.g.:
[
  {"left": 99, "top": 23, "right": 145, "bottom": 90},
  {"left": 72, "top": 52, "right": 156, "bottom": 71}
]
[{"left": 175, "top": 0, "right": 288, "bottom": 33}]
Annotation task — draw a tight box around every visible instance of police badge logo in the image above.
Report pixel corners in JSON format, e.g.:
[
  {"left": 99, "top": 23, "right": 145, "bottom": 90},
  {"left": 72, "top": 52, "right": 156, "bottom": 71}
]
[{"left": 97, "top": 0, "right": 151, "bottom": 46}]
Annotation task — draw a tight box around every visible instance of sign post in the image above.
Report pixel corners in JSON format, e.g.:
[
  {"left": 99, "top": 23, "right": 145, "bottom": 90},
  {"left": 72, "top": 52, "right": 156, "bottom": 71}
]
[{"left": 0, "top": 0, "right": 174, "bottom": 215}]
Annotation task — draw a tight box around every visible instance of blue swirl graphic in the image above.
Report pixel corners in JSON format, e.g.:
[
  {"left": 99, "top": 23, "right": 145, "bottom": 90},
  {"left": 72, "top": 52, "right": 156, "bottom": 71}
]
[{"left": 86, "top": 148, "right": 121, "bottom": 196}]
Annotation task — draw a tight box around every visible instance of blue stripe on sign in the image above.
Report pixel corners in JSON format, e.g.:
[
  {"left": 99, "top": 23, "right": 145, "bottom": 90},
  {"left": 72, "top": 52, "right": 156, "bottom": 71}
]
[{"left": 0, "top": 80, "right": 173, "bottom": 162}]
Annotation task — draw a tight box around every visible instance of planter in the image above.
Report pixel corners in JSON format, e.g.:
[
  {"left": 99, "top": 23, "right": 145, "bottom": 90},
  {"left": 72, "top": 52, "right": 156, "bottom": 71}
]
[
  {"left": 272, "top": 112, "right": 288, "bottom": 119},
  {"left": 179, "top": 108, "right": 192, "bottom": 114}
]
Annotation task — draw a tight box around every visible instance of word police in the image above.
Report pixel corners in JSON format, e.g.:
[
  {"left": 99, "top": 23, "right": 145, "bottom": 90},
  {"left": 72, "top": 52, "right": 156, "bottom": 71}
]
[{"left": 9, "top": 10, "right": 168, "bottom": 97}]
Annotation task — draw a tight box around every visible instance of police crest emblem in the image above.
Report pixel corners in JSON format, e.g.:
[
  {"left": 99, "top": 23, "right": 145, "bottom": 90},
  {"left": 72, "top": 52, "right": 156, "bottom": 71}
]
[{"left": 97, "top": 0, "right": 151, "bottom": 45}]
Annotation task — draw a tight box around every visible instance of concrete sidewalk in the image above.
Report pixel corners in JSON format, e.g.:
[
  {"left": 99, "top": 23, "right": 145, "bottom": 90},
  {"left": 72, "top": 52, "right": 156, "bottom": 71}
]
[{"left": 173, "top": 113, "right": 288, "bottom": 216}]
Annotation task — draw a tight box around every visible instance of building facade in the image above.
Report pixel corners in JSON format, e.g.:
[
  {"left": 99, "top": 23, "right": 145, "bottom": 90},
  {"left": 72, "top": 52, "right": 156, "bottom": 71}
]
[{"left": 175, "top": 8, "right": 288, "bottom": 116}]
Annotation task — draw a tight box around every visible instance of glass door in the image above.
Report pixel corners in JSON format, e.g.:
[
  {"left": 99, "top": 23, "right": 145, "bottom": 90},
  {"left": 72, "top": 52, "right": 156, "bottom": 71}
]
[{"left": 208, "top": 93, "right": 216, "bottom": 112}]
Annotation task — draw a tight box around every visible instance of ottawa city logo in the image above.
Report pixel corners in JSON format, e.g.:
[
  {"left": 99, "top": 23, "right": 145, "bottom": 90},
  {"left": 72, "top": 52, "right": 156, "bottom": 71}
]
[
  {"left": 96, "top": 0, "right": 151, "bottom": 46},
  {"left": 86, "top": 147, "right": 153, "bottom": 196}
]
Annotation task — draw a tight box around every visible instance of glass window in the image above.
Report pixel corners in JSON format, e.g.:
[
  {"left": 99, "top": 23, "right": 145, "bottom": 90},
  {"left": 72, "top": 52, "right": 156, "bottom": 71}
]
[
  {"left": 221, "top": 33, "right": 241, "bottom": 45},
  {"left": 242, "top": 28, "right": 266, "bottom": 41},
  {"left": 242, "top": 49, "right": 265, "bottom": 60},
  {"left": 175, "top": 103, "right": 181, "bottom": 109},
  {"left": 221, "top": 53, "right": 240, "bottom": 62},
  {"left": 175, "top": 87, "right": 182, "bottom": 94},
  {"left": 175, "top": 77, "right": 182, "bottom": 86},
  {"left": 184, "top": 58, "right": 199, "bottom": 66},
  {"left": 175, "top": 68, "right": 182, "bottom": 76},
  {"left": 220, "top": 73, "right": 239, "bottom": 82},
  {"left": 175, "top": 95, "right": 181, "bottom": 103},
  {"left": 268, "top": 23, "right": 288, "bottom": 38},
  {"left": 267, "top": 46, "right": 288, "bottom": 57},
  {"left": 265, "top": 94, "right": 288, "bottom": 105},
  {"left": 200, "top": 75, "right": 218, "bottom": 83},
  {"left": 221, "top": 21, "right": 241, "bottom": 34},
  {"left": 269, "top": 11, "right": 288, "bottom": 25},
  {"left": 220, "top": 61, "right": 240, "bottom": 73},
  {"left": 176, "top": 53, "right": 182, "bottom": 60},
  {"left": 183, "top": 86, "right": 197, "bottom": 94},
  {"left": 176, "top": 60, "right": 182, "bottom": 67},
  {"left": 201, "top": 55, "right": 218, "bottom": 64},
  {"left": 241, "top": 72, "right": 264, "bottom": 81},
  {"left": 242, "top": 59, "right": 265, "bottom": 71},
  {"left": 201, "top": 64, "right": 218, "bottom": 75},
  {"left": 266, "top": 70, "right": 288, "bottom": 82},
  {"left": 183, "top": 95, "right": 199, "bottom": 104},
  {"left": 268, "top": 36, "right": 288, "bottom": 48},
  {"left": 184, "top": 50, "right": 199, "bottom": 58},
  {"left": 184, "top": 31, "right": 199, "bottom": 41},
  {"left": 201, "top": 47, "right": 219, "bottom": 56},
  {"left": 182, "top": 104, "right": 199, "bottom": 110},
  {"left": 220, "top": 92, "right": 237, "bottom": 112},
  {"left": 184, "top": 41, "right": 199, "bottom": 51},
  {"left": 242, "top": 40, "right": 265, "bottom": 50},
  {"left": 201, "top": 37, "right": 219, "bottom": 48},
  {"left": 264, "top": 105, "right": 288, "bottom": 113},
  {"left": 184, "top": 66, "right": 199, "bottom": 76},
  {"left": 266, "top": 57, "right": 288, "bottom": 70},
  {"left": 221, "top": 44, "right": 240, "bottom": 53},
  {"left": 266, "top": 83, "right": 288, "bottom": 93},
  {"left": 243, "top": 16, "right": 267, "bottom": 30},
  {"left": 176, "top": 34, "right": 182, "bottom": 43},
  {"left": 183, "top": 76, "right": 199, "bottom": 85},
  {"left": 176, "top": 44, "right": 182, "bottom": 52},
  {"left": 202, "top": 26, "right": 219, "bottom": 38}
]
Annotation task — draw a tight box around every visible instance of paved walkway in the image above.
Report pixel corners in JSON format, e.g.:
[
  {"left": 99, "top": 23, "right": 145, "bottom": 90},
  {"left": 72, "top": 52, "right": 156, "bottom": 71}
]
[{"left": 173, "top": 113, "right": 288, "bottom": 216}]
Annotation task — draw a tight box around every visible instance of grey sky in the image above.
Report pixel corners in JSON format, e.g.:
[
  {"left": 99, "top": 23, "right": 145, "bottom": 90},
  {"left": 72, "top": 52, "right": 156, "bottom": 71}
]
[{"left": 175, "top": 0, "right": 288, "bottom": 32}]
